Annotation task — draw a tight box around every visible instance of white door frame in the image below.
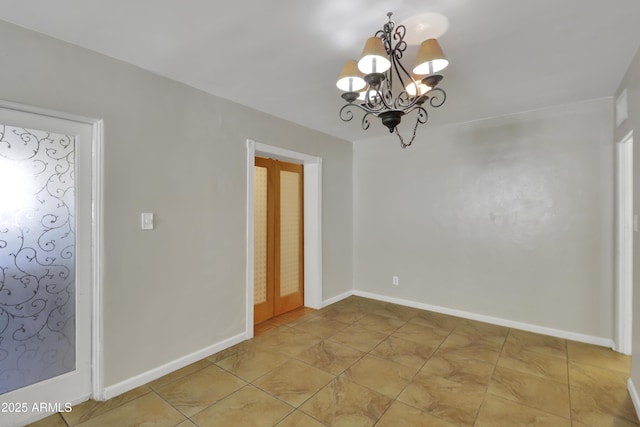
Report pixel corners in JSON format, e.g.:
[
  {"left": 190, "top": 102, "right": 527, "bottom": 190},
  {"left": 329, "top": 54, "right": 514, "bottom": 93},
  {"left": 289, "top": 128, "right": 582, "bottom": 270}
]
[
  {"left": 0, "top": 100, "right": 104, "bottom": 410},
  {"left": 246, "top": 140, "right": 322, "bottom": 337},
  {"left": 616, "top": 130, "right": 633, "bottom": 355}
]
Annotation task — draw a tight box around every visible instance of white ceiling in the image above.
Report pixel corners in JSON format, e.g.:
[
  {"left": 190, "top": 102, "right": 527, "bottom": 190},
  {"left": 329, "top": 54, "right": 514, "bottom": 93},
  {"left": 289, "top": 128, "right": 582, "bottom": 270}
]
[{"left": 0, "top": 0, "right": 639, "bottom": 142}]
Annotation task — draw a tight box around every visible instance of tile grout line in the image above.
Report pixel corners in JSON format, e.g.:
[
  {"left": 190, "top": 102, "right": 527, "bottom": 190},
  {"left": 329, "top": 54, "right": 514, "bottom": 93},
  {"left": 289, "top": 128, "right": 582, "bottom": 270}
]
[
  {"left": 251, "top": 313, "right": 341, "bottom": 425},
  {"left": 251, "top": 315, "right": 346, "bottom": 426},
  {"left": 358, "top": 319, "right": 407, "bottom": 424},
  {"left": 392, "top": 318, "right": 464, "bottom": 427},
  {"left": 299, "top": 304, "right": 402, "bottom": 425},
  {"left": 31, "top": 297, "right": 634, "bottom": 427},
  {"left": 62, "top": 386, "right": 156, "bottom": 426},
  {"left": 470, "top": 325, "right": 510, "bottom": 426},
  {"left": 565, "top": 338, "right": 574, "bottom": 425},
  {"left": 488, "top": 331, "right": 578, "bottom": 424},
  {"left": 151, "top": 389, "right": 191, "bottom": 423}
]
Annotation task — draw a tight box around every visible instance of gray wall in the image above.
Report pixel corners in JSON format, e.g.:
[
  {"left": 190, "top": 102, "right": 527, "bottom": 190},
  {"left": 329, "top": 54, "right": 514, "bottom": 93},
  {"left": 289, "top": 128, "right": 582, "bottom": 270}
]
[
  {"left": 354, "top": 98, "right": 615, "bottom": 339},
  {"left": 0, "top": 20, "right": 353, "bottom": 387},
  {"left": 615, "top": 46, "right": 640, "bottom": 394},
  {"left": 0, "top": 14, "right": 625, "bottom": 398}
]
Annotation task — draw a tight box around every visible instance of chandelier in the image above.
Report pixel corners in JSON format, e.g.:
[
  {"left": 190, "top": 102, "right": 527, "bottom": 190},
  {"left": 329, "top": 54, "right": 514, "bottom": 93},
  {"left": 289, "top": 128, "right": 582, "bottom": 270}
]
[{"left": 336, "top": 12, "right": 449, "bottom": 148}]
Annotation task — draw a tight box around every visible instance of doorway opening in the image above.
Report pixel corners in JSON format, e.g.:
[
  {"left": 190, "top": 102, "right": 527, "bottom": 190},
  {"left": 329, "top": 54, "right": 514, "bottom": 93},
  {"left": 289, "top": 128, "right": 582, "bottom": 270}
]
[
  {"left": 254, "top": 156, "right": 304, "bottom": 324},
  {"left": 245, "top": 140, "right": 322, "bottom": 338},
  {"left": 0, "top": 101, "right": 103, "bottom": 425}
]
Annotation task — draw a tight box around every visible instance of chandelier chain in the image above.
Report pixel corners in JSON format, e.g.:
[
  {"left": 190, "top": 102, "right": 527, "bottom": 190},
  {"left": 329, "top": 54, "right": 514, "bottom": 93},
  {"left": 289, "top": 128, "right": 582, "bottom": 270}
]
[{"left": 396, "top": 106, "right": 428, "bottom": 148}]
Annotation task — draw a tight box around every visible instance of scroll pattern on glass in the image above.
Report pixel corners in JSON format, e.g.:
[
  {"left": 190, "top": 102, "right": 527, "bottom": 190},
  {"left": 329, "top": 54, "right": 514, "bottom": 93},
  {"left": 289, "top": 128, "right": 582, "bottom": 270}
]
[{"left": 0, "top": 125, "right": 76, "bottom": 395}]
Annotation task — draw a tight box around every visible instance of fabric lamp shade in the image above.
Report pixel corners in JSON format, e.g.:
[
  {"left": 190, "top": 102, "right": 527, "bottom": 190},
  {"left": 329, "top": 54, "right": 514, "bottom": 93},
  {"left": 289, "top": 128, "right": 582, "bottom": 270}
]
[
  {"left": 413, "top": 39, "right": 449, "bottom": 75},
  {"left": 336, "top": 60, "right": 366, "bottom": 92},
  {"left": 357, "top": 37, "right": 391, "bottom": 74}
]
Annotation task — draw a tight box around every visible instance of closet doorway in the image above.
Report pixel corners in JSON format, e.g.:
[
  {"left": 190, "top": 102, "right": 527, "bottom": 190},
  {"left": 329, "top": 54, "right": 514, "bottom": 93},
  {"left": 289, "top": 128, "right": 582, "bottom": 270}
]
[{"left": 254, "top": 156, "right": 304, "bottom": 324}]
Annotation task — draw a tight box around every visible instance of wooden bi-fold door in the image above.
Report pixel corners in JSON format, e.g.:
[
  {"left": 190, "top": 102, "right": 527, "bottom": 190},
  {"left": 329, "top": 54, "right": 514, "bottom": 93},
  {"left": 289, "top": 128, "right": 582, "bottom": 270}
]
[{"left": 254, "top": 157, "right": 304, "bottom": 324}]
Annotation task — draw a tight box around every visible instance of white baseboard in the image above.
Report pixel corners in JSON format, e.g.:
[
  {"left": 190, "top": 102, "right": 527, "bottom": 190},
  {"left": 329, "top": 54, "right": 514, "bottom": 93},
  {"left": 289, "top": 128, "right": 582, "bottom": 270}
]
[
  {"left": 628, "top": 378, "right": 640, "bottom": 421},
  {"left": 321, "top": 290, "right": 353, "bottom": 307},
  {"left": 102, "top": 332, "right": 247, "bottom": 400},
  {"left": 99, "top": 289, "right": 356, "bottom": 403},
  {"left": 350, "top": 290, "right": 615, "bottom": 348},
  {"left": 101, "top": 290, "right": 353, "bottom": 401},
  {"left": 100, "top": 290, "right": 616, "bottom": 403}
]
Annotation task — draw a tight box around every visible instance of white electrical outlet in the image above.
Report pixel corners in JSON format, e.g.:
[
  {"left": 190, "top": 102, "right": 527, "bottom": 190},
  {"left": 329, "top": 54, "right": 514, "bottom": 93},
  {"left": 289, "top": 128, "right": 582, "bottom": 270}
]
[{"left": 392, "top": 276, "right": 399, "bottom": 286}]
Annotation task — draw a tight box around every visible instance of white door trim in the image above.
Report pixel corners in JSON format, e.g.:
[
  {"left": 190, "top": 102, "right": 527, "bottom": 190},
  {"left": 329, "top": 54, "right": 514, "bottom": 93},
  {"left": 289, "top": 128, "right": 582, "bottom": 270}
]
[
  {"left": 246, "top": 140, "right": 322, "bottom": 338},
  {"left": 91, "top": 119, "right": 105, "bottom": 400},
  {"left": 615, "top": 130, "right": 633, "bottom": 355},
  {"left": 0, "top": 100, "right": 104, "bottom": 402}
]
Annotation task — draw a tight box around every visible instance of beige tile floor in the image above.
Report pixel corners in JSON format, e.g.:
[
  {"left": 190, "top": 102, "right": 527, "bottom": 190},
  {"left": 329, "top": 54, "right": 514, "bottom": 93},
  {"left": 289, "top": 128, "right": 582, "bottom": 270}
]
[{"left": 28, "top": 296, "right": 639, "bottom": 427}]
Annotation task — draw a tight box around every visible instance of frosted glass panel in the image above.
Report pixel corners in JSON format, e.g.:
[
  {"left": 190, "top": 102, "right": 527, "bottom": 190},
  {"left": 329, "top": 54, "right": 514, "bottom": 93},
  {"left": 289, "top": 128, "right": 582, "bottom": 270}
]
[
  {"left": 254, "top": 166, "right": 268, "bottom": 304},
  {"left": 0, "top": 125, "right": 76, "bottom": 394},
  {"left": 279, "top": 170, "right": 300, "bottom": 297}
]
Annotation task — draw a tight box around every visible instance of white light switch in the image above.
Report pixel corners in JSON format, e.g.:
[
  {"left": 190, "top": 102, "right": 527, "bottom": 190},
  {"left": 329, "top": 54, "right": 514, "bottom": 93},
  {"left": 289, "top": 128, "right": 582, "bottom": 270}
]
[{"left": 141, "top": 212, "right": 154, "bottom": 230}]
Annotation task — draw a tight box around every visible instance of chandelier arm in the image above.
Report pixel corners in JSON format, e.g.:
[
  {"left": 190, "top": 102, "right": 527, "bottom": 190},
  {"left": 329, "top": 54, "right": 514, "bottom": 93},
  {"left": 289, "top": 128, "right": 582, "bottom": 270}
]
[
  {"left": 415, "top": 105, "right": 429, "bottom": 125},
  {"left": 353, "top": 98, "right": 381, "bottom": 115},
  {"left": 362, "top": 112, "right": 372, "bottom": 130},
  {"left": 388, "top": 36, "right": 420, "bottom": 110},
  {"left": 390, "top": 61, "right": 405, "bottom": 109},
  {"left": 391, "top": 25, "right": 407, "bottom": 61},
  {"left": 396, "top": 90, "right": 425, "bottom": 110},
  {"left": 365, "top": 85, "right": 394, "bottom": 112},
  {"left": 386, "top": 23, "right": 408, "bottom": 98},
  {"left": 428, "top": 88, "right": 447, "bottom": 108},
  {"left": 392, "top": 54, "right": 413, "bottom": 82},
  {"left": 339, "top": 104, "right": 355, "bottom": 122},
  {"left": 339, "top": 102, "right": 381, "bottom": 129},
  {"left": 382, "top": 87, "right": 396, "bottom": 110}
]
